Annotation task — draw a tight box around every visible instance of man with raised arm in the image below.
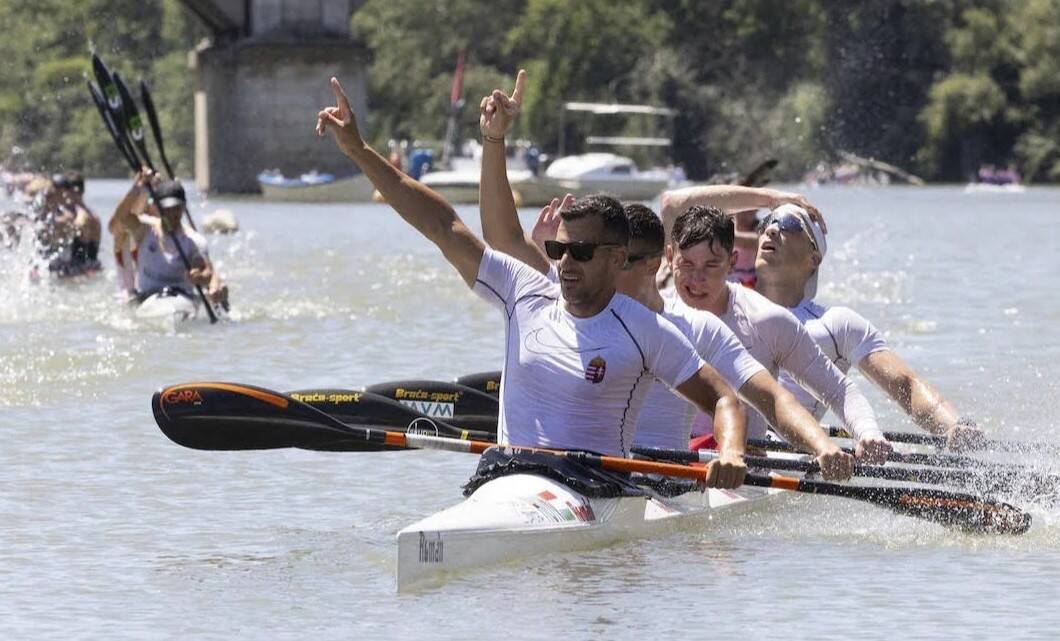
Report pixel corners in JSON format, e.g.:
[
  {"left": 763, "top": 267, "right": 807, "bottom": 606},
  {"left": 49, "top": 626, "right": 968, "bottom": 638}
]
[
  {"left": 316, "top": 77, "right": 748, "bottom": 488},
  {"left": 475, "top": 73, "right": 854, "bottom": 480}
]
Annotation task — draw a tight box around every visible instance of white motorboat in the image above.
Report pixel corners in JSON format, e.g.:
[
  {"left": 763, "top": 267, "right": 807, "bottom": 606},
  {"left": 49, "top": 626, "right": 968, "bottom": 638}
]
[
  {"left": 543, "top": 152, "right": 671, "bottom": 202},
  {"left": 135, "top": 289, "right": 200, "bottom": 327},
  {"left": 396, "top": 455, "right": 798, "bottom": 590},
  {"left": 257, "top": 170, "right": 376, "bottom": 203}
]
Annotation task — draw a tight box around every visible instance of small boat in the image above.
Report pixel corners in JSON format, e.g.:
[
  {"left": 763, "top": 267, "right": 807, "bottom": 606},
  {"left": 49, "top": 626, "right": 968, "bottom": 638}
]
[
  {"left": 396, "top": 454, "right": 799, "bottom": 590},
  {"left": 257, "top": 169, "right": 376, "bottom": 203},
  {"left": 542, "top": 152, "right": 671, "bottom": 202},
  {"left": 135, "top": 288, "right": 200, "bottom": 326}
]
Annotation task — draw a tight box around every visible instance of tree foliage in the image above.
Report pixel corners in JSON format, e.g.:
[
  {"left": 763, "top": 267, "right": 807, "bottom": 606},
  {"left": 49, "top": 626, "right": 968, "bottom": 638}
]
[{"left": 1, "top": 0, "right": 1057, "bottom": 183}]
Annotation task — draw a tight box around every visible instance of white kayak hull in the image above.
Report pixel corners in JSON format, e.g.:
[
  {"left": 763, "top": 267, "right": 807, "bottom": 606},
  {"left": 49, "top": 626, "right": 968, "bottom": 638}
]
[
  {"left": 396, "top": 466, "right": 793, "bottom": 590},
  {"left": 135, "top": 290, "right": 200, "bottom": 326}
]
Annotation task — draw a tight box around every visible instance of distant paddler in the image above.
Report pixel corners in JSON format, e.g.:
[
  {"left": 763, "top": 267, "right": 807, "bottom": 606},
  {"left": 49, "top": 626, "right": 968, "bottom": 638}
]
[
  {"left": 317, "top": 74, "right": 749, "bottom": 489},
  {"left": 52, "top": 171, "right": 102, "bottom": 277},
  {"left": 475, "top": 71, "right": 854, "bottom": 480},
  {"left": 108, "top": 171, "right": 228, "bottom": 310}
]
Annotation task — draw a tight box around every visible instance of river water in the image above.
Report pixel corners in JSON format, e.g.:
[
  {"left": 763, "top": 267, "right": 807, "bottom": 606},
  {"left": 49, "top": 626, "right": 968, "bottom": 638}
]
[{"left": 1, "top": 181, "right": 1059, "bottom": 639}]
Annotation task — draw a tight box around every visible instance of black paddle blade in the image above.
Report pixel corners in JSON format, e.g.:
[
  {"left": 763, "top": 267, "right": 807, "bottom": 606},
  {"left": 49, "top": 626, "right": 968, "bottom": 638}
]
[
  {"left": 363, "top": 379, "right": 498, "bottom": 433},
  {"left": 287, "top": 388, "right": 495, "bottom": 440},
  {"left": 152, "top": 382, "right": 386, "bottom": 452},
  {"left": 112, "top": 72, "right": 153, "bottom": 169},
  {"left": 809, "top": 478, "right": 1031, "bottom": 535},
  {"left": 139, "top": 79, "right": 173, "bottom": 178},
  {"left": 91, "top": 54, "right": 120, "bottom": 112},
  {"left": 454, "top": 371, "right": 501, "bottom": 397}
]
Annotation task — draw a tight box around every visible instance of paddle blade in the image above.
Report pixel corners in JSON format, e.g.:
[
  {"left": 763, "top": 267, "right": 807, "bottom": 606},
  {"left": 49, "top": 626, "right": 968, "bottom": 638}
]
[
  {"left": 777, "top": 475, "right": 1033, "bottom": 535},
  {"left": 364, "top": 379, "right": 498, "bottom": 425},
  {"left": 288, "top": 388, "right": 495, "bottom": 440},
  {"left": 152, "top": 382, "right": 384, "bottom": 452},
  {"left": 454, "top": 371, "right": 501, "bottom": 397}
]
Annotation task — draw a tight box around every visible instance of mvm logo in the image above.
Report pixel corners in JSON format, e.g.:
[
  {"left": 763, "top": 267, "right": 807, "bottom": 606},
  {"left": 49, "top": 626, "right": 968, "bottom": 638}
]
[
  {"left": 162, "top": 388, "right": 204, "bottom": 405},
  {"left": 400, "top": 400, "right": 455, "bottom": 418}
]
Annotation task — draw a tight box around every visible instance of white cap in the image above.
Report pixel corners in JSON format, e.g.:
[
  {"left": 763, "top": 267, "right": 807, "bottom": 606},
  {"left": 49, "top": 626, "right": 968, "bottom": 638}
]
[{"left": 771, "top": 203, "right": 827, "bottom": 300}]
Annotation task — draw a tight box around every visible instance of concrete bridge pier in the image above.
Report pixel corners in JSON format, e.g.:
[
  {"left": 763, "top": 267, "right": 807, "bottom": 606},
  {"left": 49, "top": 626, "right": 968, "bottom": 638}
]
[{"left": 185, "top": 0, "right": 368, "bottom": 193}]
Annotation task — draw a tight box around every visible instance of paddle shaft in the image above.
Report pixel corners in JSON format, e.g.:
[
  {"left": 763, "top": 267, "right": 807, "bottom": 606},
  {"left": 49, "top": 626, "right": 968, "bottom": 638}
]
[{"left": 139, "top": 78, "right": 198, "bottom": 231}]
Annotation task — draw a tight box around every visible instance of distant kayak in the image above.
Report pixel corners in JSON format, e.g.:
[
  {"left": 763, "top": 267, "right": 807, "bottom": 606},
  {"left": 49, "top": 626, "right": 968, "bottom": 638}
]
[
  {"left": 257, "top": 169, "right": 376, "bottom": 203},
  {"left": 135, "top": 288, "right": 200, "bottom": 326}
]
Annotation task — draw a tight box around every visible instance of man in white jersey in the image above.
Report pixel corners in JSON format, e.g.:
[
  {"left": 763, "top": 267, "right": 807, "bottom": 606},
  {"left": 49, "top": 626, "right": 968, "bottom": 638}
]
[
  {"left": 316, "top": 76, "right": 748, "bottom": 488},
  {"left": 109, "top": 173, "right": 224, "bottom": 305},
  {"left": 751, "top": 202, "right": 984, "bottom": 450},
  {"left": 475, "top": 74, "right": 855, "bottom": 479},
  {"left": 665, "top": 205, "right": 893, "bottom": 463}
]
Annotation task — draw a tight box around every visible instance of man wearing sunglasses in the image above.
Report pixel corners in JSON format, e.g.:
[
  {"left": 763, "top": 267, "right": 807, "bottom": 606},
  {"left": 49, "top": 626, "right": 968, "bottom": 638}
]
[
  {"left": 473, "top": 74, "right": 854, "bottom": 479},
  {"left": 318, "top": 75, "right": 748, "bottom": 489},
  {"left": 753, "top": 203, "right": 984, "bottom": 451}
]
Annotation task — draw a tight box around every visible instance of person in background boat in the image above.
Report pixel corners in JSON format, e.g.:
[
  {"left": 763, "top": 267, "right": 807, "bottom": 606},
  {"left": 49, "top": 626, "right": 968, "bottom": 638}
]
[
  {"left": 475, "top": 73, "right": 855, "bottom": 479},
  {"left": 317, "top": 74, "right": 748, "bottom": 489},
  {"left": 108, "top": 171, "right": 224, "bottom": 306},
  {"left": 748, "top": 201, "right": 985, "bottom": 451}
]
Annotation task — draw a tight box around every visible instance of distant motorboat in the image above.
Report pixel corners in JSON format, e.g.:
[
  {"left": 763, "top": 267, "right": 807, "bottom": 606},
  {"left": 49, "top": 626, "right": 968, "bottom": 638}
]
[
  {"left": 543, "top": 152, "right": 671, "bottom": 202},
  {"left": 257, "top": 169, "right": 376, "bottom": 203}
]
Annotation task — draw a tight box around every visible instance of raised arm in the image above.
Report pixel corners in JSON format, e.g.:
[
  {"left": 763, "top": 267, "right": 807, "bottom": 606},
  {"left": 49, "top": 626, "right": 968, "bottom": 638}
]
[
  {"left": 478, "top": 70, "right": 551, "bottom": 273},
  {"left": 660, "top": 185, "right": 827, "bottom": 240},
  {"left": 108, "top": 171, "right": 151, "bottom": 242},
  {"left": 675, "top": 366, "right": 747, "bottom": 488},
  {"left": 317, "top": 77, "right": 484, "bottom": 287}
]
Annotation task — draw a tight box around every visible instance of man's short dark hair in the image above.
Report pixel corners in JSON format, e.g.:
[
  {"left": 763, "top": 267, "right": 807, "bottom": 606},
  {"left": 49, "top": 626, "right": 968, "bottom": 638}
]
[
  {"left": 671, "top": 205, "right": 734, "bottom": 252},
  {"left": 560, "top": 194, "right": 629, "bottom": 245},
  {"left": 623, "top": 204, "right": 664, "bottom": 252}
]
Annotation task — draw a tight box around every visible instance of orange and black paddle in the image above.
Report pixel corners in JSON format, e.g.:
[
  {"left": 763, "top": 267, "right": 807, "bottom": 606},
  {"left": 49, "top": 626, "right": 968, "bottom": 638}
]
[{"left": 152, "top": 381, "right": 1031, "bottom": 535}]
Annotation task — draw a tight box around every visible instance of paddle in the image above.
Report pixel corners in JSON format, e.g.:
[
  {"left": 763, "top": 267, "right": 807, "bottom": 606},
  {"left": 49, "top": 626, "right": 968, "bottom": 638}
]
[
  {"left": 362, "top": 379, "right": 497, "bottom": 432},
  {"left": 633, "top": 446, "right": 1059, "bottom": 500},
  {"left": 746, "top": 437, "right": 1027, "bottom": 471},
  {"left": 826, "top": 425, "right": 1060, "bottom": 455},
  {"left": 88, "top": 55, "right": 217, "bottom": 324},
  {"left": 287, "top": 387, "right": 495, "bottom": 439},
  {"left": 138, "top": 78, "right": 200, "bottom": 233},
  {"left": 455, "top": 371, "right": 501, "bottom": 397},
  {"left": 738, "top": 158, "right": 779, "bottom": 187},
  {"left": 153, "top": 381, "right": 1031, "bottom": 534}
]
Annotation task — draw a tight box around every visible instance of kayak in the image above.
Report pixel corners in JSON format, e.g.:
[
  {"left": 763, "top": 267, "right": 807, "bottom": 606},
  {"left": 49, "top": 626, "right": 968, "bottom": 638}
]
[
  {"left": 135, "top": 288, "right": 200, "bottom": 326},
  {"left": 396, "top": 453, "right": 801, "bottom": 590}
]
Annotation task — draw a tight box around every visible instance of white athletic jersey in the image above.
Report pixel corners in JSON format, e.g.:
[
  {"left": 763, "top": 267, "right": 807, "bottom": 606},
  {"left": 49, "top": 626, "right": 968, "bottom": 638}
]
[
  {"left": 691, "top": 282, "right": 882, "bottom": 442},
  {"left": 779, "top": 298, "right": 889, "bottom": 419},
  {"left": 633, "top": 294, "right": 765, "bottom": 450},
  {"left": 473, "top": 248, "right": 706, "bottom": 456},
  {"left": 136, "top": 223, "right": 208, "bottom": 295}
]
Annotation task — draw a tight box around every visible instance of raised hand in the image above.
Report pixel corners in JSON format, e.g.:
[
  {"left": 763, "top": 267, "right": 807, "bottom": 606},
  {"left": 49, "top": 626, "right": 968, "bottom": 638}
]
[
  {"left": 530, "top": 192, "right": 574, "bottom": 248},
  {"left": 480, "top": 69, "right": 527, "bottom": 141},
  {"left": 316, "top": 77, "right": 364, "bottom": 158}
]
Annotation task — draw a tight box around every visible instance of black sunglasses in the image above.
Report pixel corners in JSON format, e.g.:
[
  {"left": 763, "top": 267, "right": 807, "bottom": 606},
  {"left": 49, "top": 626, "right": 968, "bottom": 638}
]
[{"left": 544, "top": 240, "right": 622, "bottom": 262}]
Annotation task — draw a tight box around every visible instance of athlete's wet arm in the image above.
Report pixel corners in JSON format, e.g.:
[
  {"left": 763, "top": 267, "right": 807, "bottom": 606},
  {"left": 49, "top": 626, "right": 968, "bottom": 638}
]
[
  {"left": 108, "top": 182, "right": 148, "bottom": 240},
  {"left": 662, "top": 186, "right": 823, "bottom": 232},
  {"left": 858, "top": 350, "right": 960, "bottom": 435},
  {"left": 676, "top": 366, "right": 746, "bottom": 457},
  {"left": 778, "top": 317, "right": 885, "bottom": 443},
  {"left": 737, "top": 370, "right": 836, "bottom": 456}
]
